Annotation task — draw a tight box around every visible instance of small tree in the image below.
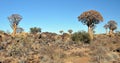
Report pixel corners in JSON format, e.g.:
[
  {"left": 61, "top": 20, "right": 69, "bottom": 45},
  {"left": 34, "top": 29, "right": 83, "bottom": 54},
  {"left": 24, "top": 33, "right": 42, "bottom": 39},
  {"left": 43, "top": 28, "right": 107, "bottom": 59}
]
[
  {"left": 30, "top": 27, "right": 41, "bottom": 34},
  {"left": 78, "top": 10, "right": 103, "bottom": 40},
  {"left": 59, "top": 30, "right": 64, "bottom": 35},
  {"left": 107, "top": 20, "right": 117, "bottom": 36},
  {"left": 8, "top": 14, "right": 22, "bottom": 36},
  {"left": 68, "top": 29, "right": 73, "bottom": 35},
  {"left": 103, "top": 24, "right": 109, "bottom": 35}
]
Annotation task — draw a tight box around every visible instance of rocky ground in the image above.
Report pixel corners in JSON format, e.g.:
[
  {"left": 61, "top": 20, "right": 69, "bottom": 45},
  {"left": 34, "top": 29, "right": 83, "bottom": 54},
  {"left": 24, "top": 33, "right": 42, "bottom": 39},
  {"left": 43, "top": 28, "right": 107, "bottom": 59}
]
[{"left": 0, "top": 32, "right": 120, "bottom": 63}]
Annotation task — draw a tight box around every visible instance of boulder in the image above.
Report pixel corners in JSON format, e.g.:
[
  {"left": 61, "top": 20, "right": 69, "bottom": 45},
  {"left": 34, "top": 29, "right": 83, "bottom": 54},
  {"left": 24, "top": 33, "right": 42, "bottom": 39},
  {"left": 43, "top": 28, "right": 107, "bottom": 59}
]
[{"left": 0, "top": 35, "right": 2, "bottom": 42}]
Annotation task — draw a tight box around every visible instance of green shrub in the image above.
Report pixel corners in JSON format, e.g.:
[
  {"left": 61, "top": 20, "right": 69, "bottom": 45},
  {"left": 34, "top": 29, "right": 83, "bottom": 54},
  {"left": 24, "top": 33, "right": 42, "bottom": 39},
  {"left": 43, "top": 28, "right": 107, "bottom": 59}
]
[
  {"left": 30, "top": 27, "right": 41, "bottom": 34},
  {"left": 115, "top": 31, "right": 120, "bottom": 36},
  {"left": 71, "top": 31, "right": 90, "bottom": 43}
]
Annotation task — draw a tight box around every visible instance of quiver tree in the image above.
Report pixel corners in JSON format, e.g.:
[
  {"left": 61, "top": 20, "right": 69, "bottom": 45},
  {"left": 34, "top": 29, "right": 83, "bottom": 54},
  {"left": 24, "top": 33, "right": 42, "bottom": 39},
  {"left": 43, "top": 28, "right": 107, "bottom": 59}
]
[
  {"left": 8, "top": 14, "right": 22, "bottom": 37},
  {"left": 78, "top": 10, "right": 103, "bottom": 40},
  {"left": 68, "top": 29, "right": 73, "bottom": 35},
  {"left": 103, "top": 24, "right": 109, "bottom": 35},
  {"left": 59, "top": 30, "right": 64, "bottom": 35},
  {"left": 107, "top": 20, "right": 117, "bottom": 36}
]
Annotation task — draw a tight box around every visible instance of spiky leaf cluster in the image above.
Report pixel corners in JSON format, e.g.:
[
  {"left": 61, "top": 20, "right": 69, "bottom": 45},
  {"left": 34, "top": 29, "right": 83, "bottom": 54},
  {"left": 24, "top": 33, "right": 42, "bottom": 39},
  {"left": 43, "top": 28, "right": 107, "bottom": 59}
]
[
  {"left": 108, "top": 20, "right": 117, "bottom": 30},
  {"left": 78, "top": 10, "right": 103, "bottom": 27},
  {"left": 8, "top": 14, "right": 22, "bottom": 28}
]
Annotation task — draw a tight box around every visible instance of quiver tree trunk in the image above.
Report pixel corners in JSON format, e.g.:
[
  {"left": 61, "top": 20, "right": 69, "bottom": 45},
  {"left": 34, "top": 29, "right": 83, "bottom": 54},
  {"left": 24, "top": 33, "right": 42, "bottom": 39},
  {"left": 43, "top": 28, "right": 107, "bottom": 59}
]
[
  {"left": 109, "top": 29, "right": 114, "bottom": 37},
  {"left": 88, "top": 26, "right": 93, "bottom": 40},
  {"left": 12, "top": 24, "right": 17, "bottom": 37}
]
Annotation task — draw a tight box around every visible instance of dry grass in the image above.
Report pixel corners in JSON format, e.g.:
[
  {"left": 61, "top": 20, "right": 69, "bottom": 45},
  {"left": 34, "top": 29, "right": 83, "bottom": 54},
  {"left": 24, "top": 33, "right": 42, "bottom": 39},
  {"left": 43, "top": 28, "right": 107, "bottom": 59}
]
[{"left": 0, "top": 33, "right": 120, "bottom": 63}]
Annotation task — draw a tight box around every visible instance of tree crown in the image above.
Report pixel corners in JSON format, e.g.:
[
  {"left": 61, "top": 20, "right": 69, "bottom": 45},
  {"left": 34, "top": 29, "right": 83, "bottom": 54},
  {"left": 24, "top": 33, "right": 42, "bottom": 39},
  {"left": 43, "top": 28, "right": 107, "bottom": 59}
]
[
  {"left": 59, "top": 30, "right": 64, "bottom": 34},
  {"left": 8, "top": 14, "right": 22, "bottom": 28},
  {"left": 78, "top": 10, "right": 103, "bottom": 27},
  {"left": 108, "top": 20, "right": 117, "bottom": 30},
  {"left": 68, "top": 29, "right": 73, "bottom": 34}
]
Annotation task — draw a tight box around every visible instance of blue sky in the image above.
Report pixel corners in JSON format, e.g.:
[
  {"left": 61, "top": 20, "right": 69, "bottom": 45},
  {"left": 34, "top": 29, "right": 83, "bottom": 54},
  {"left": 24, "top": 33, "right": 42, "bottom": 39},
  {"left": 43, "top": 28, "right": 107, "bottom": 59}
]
[{"left": 0, "top": 0, "right": 120, "bottom": 34}]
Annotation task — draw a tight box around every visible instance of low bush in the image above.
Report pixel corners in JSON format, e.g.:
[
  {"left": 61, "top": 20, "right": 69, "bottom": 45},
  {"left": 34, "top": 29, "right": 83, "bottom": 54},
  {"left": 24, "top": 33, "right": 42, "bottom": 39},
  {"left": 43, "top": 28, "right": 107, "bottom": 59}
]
[
  {"left": 115, "top": 31, "right": 120, "bottom": 36},
  {"left": 71, "top": 31, "right": 90, "bottom": 43}
]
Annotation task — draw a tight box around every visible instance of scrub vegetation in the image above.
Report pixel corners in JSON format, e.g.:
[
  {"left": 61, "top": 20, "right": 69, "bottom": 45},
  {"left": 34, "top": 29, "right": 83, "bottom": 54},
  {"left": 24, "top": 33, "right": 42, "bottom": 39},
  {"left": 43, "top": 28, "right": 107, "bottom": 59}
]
[{"left": 0, "top": 10, "right": 120, "bottom": 63}]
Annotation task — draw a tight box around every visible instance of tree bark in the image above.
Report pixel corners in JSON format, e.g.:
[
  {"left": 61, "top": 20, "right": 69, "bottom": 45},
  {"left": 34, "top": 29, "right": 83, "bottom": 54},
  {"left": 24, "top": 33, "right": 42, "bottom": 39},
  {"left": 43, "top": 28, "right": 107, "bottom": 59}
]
[
  {"left": 88, "top": 26, "right": 93, "bottom": 40},
  {"left": 12, "top": 24, "right": 17, "bottom": 37},
  {"left": 109, "top": 29, "right": 114, "bottom": 37}
]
